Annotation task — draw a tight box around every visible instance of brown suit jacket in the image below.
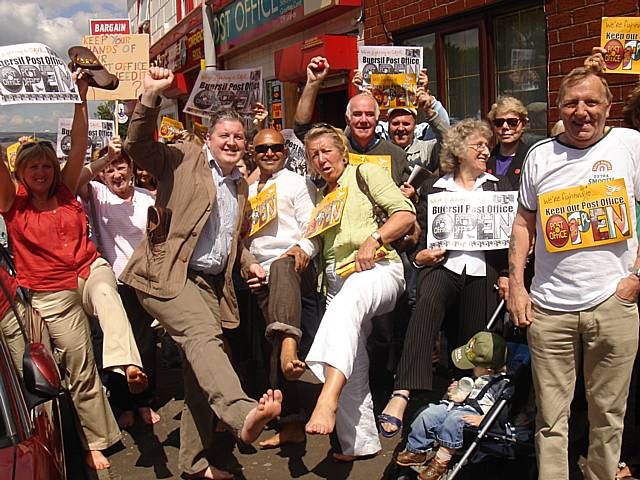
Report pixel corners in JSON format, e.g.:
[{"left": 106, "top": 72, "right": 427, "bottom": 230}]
[{"left": 120, "top": 101, "right": 256, "bottom": 329}]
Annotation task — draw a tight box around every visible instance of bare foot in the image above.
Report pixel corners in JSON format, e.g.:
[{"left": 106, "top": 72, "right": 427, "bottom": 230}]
[
  {"left": 258, "top": 421, "right": 306, "bottom": 449},
  {"left": 117, "top": 410, "right": 135, "bottom": 428},
  {"left": 126, "top": 365, "right": 148, "bottom": 394},
  {"left": 305, "top": 399, "right": 337, "bottom": 435},
  {"left": 86, "top": 450, "right": 110, "bottom": 470},
  {"left": 239, "top": 389, "right": 282, "bottom": 444},
  {"left": 332, "top": 450, "right": 381, "bottom": 462},
  {"left": 379, "top": 392, "right": 409, "bottom": 436},
  {"left": 138, "top": 406, "right": 160, "bottom": 425},
  {"left": 183, "top": 465, "right": 234, "bottom": 480},
  {"left": 280, "top": 337, "right": 306, "bottom": 381}
]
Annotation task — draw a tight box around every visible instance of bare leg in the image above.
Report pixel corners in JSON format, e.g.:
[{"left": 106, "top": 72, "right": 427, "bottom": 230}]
[
  {"left": 305, "top": 366, "right": 346, "bottom": 435},
  {"left": 259, "top": 421, "right": 306, "bottom": 449},
  {"left": 239, "top": 389, "right": 283, "bottom": 444},
  {"left": 137, "top": 406, "right": 161, "bottom": 425},
  {"left": 379, "top": 389, "right": 411, "bottom": 435},
  {"left": 280, "top": 335, "right": 306, "bottom": 381},
  {"left": 86, "top": 450, "right": 110, "bottom": 470}
]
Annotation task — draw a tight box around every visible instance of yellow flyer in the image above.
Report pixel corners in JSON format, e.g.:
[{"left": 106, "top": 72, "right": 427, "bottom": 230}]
[
  {"left": 600, "top": 17, "right": 640, "bottom": 74},
  {"left": 348, "top": 153, "right": 392, "bottom": 176},
  {"left": 370, "top": 73, "right": 417, "bottom": 110},
  {"left": 159, "top": 116, "right": 184, "bottom": 140},
  {"left": 5, "top": 142, "right": 19, "bottom": 172},
  {"left": 336, "top": 246, "right": 390, "bottom": 278},
  {"left": 193, "top": 122, "right": 208, "bottom": 141},
  {"left": 539, "top": 178, "right": 632, "bottom": 253},
  {"left": 246, "top": 184, "right": 277, "bottom": 237},
  {"left": 304, "top": 187, "right": 349, "bottom": 239}
]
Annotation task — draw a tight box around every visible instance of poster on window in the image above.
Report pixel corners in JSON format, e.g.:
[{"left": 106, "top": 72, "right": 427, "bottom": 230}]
[
  {"left": 56, "top": 118, "right": 115, "bottom": 161},
  {"left": 426, "top": 191, "right": 518, "bottom": 250},
  {"left": 0, "top": 43, "right": 81, "bottom": 105},
  {"left": 600, "top": 17, "right": 640, "bottom": 74},
  {"left": 358, "top": 45, "right": 422, "bottom": 110},
  {"left": 184, "top": 68, "right": 262, "bottom": 118}
]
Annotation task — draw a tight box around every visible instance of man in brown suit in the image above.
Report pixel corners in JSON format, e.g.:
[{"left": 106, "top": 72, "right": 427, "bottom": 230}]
[{"left": 120, "top": 66, "right": 282, "bottom": 480}]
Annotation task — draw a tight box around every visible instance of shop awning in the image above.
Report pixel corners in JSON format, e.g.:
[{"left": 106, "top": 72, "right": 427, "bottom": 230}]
[
  {"left": 163, "top": 73, "right": 190, "bottom": 98},
  {"left": 275, "top": 34, "right": 357, "bottom": 83}
]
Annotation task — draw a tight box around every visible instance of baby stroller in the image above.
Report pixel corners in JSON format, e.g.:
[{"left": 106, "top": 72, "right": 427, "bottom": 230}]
[{"left": 399, "top": 301, "right": 536, "bottom": 480}]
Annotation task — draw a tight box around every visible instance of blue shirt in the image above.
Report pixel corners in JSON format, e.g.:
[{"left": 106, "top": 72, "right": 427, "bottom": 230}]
[{"left": 189, "top": 148, "right": 241, "bottom": 275}]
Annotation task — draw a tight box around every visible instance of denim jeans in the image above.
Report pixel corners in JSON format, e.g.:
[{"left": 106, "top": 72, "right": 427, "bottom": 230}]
[{"left": 406, "top": 402, "right": 479, "bottom": 452}]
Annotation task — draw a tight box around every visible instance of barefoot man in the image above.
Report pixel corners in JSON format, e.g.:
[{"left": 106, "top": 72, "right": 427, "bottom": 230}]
[{"left": 120, "top": 67, "right": 282, "bottom": 480}]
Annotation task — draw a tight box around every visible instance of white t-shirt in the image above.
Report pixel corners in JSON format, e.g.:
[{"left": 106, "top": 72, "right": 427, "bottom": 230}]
[
  {"left": 247, "top": 169, "right": 319, "bottom": 275},
  {"left": 519, "top": 127, "right": 640, "bottom": 311},
  {"left": 87, "top": 181, "right": 156, "bottom": 278}
]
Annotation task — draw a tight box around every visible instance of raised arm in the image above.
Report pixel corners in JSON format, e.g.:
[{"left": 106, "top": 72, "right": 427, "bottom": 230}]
[
  {"left": 0, "top": 148, "right": 17, "bottom": 212},
  {"left": 294, "top": 57, "right": 330, "bottom": 126},
  {"left": 77, "top": 136, "right": 121, "bottom": 201},
  {"left": 61, "top": 70, "right": 90, "bottom": 194}
]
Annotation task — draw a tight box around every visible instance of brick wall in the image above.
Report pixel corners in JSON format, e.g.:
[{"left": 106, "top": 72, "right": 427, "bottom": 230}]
[{"left": 364, "top": 0, "right": 640, "bottom": 128}]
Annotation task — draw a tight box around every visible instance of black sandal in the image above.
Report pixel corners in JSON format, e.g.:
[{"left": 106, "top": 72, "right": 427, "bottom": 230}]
[{"left": 68, "top": 46, "right": 119, "bottom": 91}]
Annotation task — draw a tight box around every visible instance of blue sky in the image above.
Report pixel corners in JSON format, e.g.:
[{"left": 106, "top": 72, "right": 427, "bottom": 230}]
[{"left": 0, "top": 0, "right": 128, "bottom": 132}]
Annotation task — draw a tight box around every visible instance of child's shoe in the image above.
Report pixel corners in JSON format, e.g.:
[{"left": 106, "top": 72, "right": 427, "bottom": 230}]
[
  {"left": 396, "top": 449, "right": 435, "bottom": 467},
  {"left": 418, "top": 456, "right": 449, "bottom": 480}
]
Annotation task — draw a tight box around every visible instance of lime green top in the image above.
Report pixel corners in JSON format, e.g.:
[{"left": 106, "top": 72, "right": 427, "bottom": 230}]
[{"left": 322, "top": 163, "right": 415, "bottom": 265}]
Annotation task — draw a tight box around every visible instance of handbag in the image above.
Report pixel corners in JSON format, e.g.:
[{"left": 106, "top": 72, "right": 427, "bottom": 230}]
[{"left": 355, "top": 165, "right": 421, "bottom": 253}]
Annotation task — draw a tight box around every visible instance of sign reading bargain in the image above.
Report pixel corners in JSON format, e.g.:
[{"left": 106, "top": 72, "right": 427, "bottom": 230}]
[{"left": 212, "top": 0, "right": 303, "bottom": 54}]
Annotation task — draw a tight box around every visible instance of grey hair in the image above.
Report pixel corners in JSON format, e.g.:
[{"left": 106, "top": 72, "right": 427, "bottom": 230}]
[
  {"left": 439, "top": 119, "right": 493, "bottom": 175},
  {"left": 209, "top": 108, "right": 246, "bottom": 134},
  {"left": 345, "top": 93, "right": 380, "bottom": 120}
]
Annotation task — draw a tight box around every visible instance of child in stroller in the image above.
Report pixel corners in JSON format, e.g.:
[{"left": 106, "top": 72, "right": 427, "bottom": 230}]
[{"left": 395, "top": 331, "right": 511, "bottom": 480}]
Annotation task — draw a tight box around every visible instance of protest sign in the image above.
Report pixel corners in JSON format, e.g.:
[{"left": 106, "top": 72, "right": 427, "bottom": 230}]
[
  {"left": 304, "top": 187, "right": 349, "bottom": 239},
  {"left": 538, "top": 178, "right": 632, "bottom": 253},
  {"left": 4, "top": 142, "right": 19, "bottom": 172},
  {"left": 159, "top": 116, "right": 184, "bottom": 140},
  {"left": 0, "top": 43, "right": 80, "bottom": 105},
  {"left": 600, "top": 17, "right": 640, "bottom": 74},
  {"left": 56, "top": 118, "right": 115, "bottom": 161},
  {"left": 246, "top": 183, "right": 278, "bottom": 237},
  {"left": 82, "top": 34, "right": 150, "bottom": 101},
  {"left": 184, "top": 68, "right": 262, "bottom": 118},
  {"left": 282, "top": 129, "right": 306, "bottom": 176},
  {"left": 90, "top": 19, "right": 131, "bottom": 35},
  {"left": 348, "top": 152, "right": 391, "bottom": 176},
  {"left": 427, "top": 191, "right": 518, "bottom": 250},
  {"left": 358, "top": 45, "right": 422, "bottom": 110}
]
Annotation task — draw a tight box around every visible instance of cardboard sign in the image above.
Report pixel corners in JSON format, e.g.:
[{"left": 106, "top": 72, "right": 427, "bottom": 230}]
[
  {"left": 247, "top": 183, "right": 278, "bottom": 237},
  {"left": 90, "top": 19, "right": 131, "bottom": 35},
  {"left": 159, "top": 116, "right": 184, "bottom": 140},
  {"left": 81, "top": 34, "right": 150, "bottom": 101},
  {"left": 0, "top": 43, "right": 81, "bottom": 105},
  {"left": 427, "top": 191, "right": 518, "bottom": 250},
  {"left": 538, "top": 178, "right": 632, "bottom": 253},
  {"left": 348, "top": 153, "right": 391, "bottom": 175},
  {"left": 4, "top": 142, "right": 19, "bottom": 172},
  {"left": 600, "top": 17, "right": 640, "bottom": 74},
  {"left": 304, "top": 187, "right": 348, "bottom": 239}
]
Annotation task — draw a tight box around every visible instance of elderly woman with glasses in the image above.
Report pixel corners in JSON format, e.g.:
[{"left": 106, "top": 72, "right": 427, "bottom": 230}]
[
  {"left": 486, "top": 96, "right": 530, "bottom": 189},
  {"left": 378, "top": 119, "right": 513, "bottom": 439},
  {"left": 0, "top": 72, "right": 144, "bottom": 471},
  {"left": 301, "top": 124, "right": 416, "bottom": 461}
]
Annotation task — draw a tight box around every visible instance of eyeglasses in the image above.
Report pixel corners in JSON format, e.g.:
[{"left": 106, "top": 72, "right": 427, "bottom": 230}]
[
  {"left": 493, "top": 118, "right": 521, "bottom": 128},
  {"left": 254, "top": 143, "right": 285, "bottom": 154},
  {"left": 17, "top": 139, "right": 55, "bottom": 155},
  {"left": 468, "top": 142, "right": 490, "bottom": 152}
]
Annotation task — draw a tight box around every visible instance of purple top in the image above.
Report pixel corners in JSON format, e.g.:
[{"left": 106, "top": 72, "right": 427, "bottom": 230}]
[{"left": 494, "top": 153, "right": 514, "bottom": 176}]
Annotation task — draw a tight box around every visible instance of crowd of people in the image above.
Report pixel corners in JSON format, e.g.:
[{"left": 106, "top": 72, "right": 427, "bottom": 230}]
[{"left": 0, "top": 45, "right": 638, "bottom": 480}]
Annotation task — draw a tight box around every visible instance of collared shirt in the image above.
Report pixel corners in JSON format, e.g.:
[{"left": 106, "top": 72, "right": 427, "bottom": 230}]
[
  {"left": 189, "top": 147, "right": 242, "bottom": 275},
  {"left": 349, "top": 134, "right": 380, "bottom": 153},
  {"left": 433, "top": 172, "right": 500, "bottom": 277}
]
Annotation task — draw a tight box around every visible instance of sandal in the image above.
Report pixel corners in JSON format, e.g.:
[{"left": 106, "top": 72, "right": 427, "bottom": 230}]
[
  {"left": 377, "top": 392, "right": 410, "bottom": 438},
  {"left": 67, "top": 46, "right": 120, "bottom": 90},
  {"left": 617, "top": 462, "right": 640, "bottom": 479}
]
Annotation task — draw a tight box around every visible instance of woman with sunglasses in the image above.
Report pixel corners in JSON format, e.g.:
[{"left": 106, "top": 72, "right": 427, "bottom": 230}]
[
  {"left": 378, "top": 119, "right": 512, "bottom": 441},
  {"left": 486, "top": 96, "right": 530, "bottom": 189},
  {"left": 0, "top": 71, "right": 143, "bottom": 471}
]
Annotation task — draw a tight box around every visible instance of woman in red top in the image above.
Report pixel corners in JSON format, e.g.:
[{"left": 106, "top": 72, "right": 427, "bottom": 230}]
[{"left": 0, "top": 71, "right": 145, "bottom": 471}]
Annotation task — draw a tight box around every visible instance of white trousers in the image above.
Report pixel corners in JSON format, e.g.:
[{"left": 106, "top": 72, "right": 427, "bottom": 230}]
[{"left": 306, "top": 260, "right": 405, "bottom": 456}]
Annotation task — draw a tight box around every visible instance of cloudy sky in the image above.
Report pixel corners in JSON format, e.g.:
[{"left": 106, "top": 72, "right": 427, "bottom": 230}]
[{"left": 0, "top": 0, "right": 128, "bottom": 132}]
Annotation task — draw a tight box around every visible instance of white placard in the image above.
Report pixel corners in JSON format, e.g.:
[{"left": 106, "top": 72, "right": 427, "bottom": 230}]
[{"left": 56, "top": 118, "right": 115, "bottom": 162}]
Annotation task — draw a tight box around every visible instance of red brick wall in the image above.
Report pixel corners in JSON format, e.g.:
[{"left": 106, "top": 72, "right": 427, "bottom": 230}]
[{"left": 364, "top": 0, "right": 640, "bottom": 128}]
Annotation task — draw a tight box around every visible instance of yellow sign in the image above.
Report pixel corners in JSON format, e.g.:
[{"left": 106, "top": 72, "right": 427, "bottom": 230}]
[
  {"left": 370, "top": 73, "right": 417, "bottom": 110},
  {"left": 304, "top": 187, "right": 349, "bottom": 239},
  {"left": 539, "top": 178, "right": 632, "bottom": 253},
  {"left": 336, "top": 246, "right": 390, "bottom": 278},
  {"left": 246, "top": 183, "right": 277, "bottom": 237},
  {"left": 5, "top": 142, "right": 20, "bottom": 173},
  {"left": 82, "top": 34, "right": 150, "bottom": 100},
  {"left": 193, "top": 122, "right": 208, "bottom": 142},
  {"left": 159, "top": 116, "right": 184, "bottom": 140},
  {"left": 348, "top": 153, "right": 391, "bottom": 175},
  {"left": 600, "top": 17, "right": 640, "bottom": 74}
]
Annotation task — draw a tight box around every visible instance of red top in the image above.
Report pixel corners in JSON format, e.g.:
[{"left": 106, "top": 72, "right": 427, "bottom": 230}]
[
  {"left": 3, "top": 184, "right": 99, "bottom": 291},
  {"left": 0, "top": 265, "right": 17, "bottom": 318}
]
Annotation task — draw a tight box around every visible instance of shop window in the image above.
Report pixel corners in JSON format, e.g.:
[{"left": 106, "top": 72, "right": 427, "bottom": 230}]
[
  {"left": 444, "top": 28, "right": 480, "bottom": 123},
  {"left": 178, "top": 0, "right": 195, "bottom": 21},
  {"left": 406, "top": 33, "right": 439, "bottom": 98}
]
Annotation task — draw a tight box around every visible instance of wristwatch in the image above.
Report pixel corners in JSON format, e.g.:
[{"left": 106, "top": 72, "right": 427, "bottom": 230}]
[{"left": 370, "top": 231, "right": 384, "bottom": 247}]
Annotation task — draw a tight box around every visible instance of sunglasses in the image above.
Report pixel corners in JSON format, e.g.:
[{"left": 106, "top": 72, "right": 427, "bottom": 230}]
[
  {"left": 493, "top": 118, "right": 521, "bottom": 128},
  {"left": 254, "top": 143, "right": 285, "bottom": 154}
]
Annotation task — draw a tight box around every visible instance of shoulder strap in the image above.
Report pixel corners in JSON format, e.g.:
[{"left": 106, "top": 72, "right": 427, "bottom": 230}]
[{"left": 355, "top": 165, "right": 377, "bottom": 206}]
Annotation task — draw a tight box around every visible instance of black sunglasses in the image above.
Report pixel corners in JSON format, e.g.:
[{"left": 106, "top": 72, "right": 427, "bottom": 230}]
[
  {"left": 493, "top": 118, "right": 521, "bottom": 128},
  {"left": 254, "top": 143, "right": 285, "bottom": 154}
]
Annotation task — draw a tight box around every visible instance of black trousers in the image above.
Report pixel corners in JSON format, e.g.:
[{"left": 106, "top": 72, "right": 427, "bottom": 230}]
[{"left": 394, "top": 266, "right": 488, "bottom": 391}]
